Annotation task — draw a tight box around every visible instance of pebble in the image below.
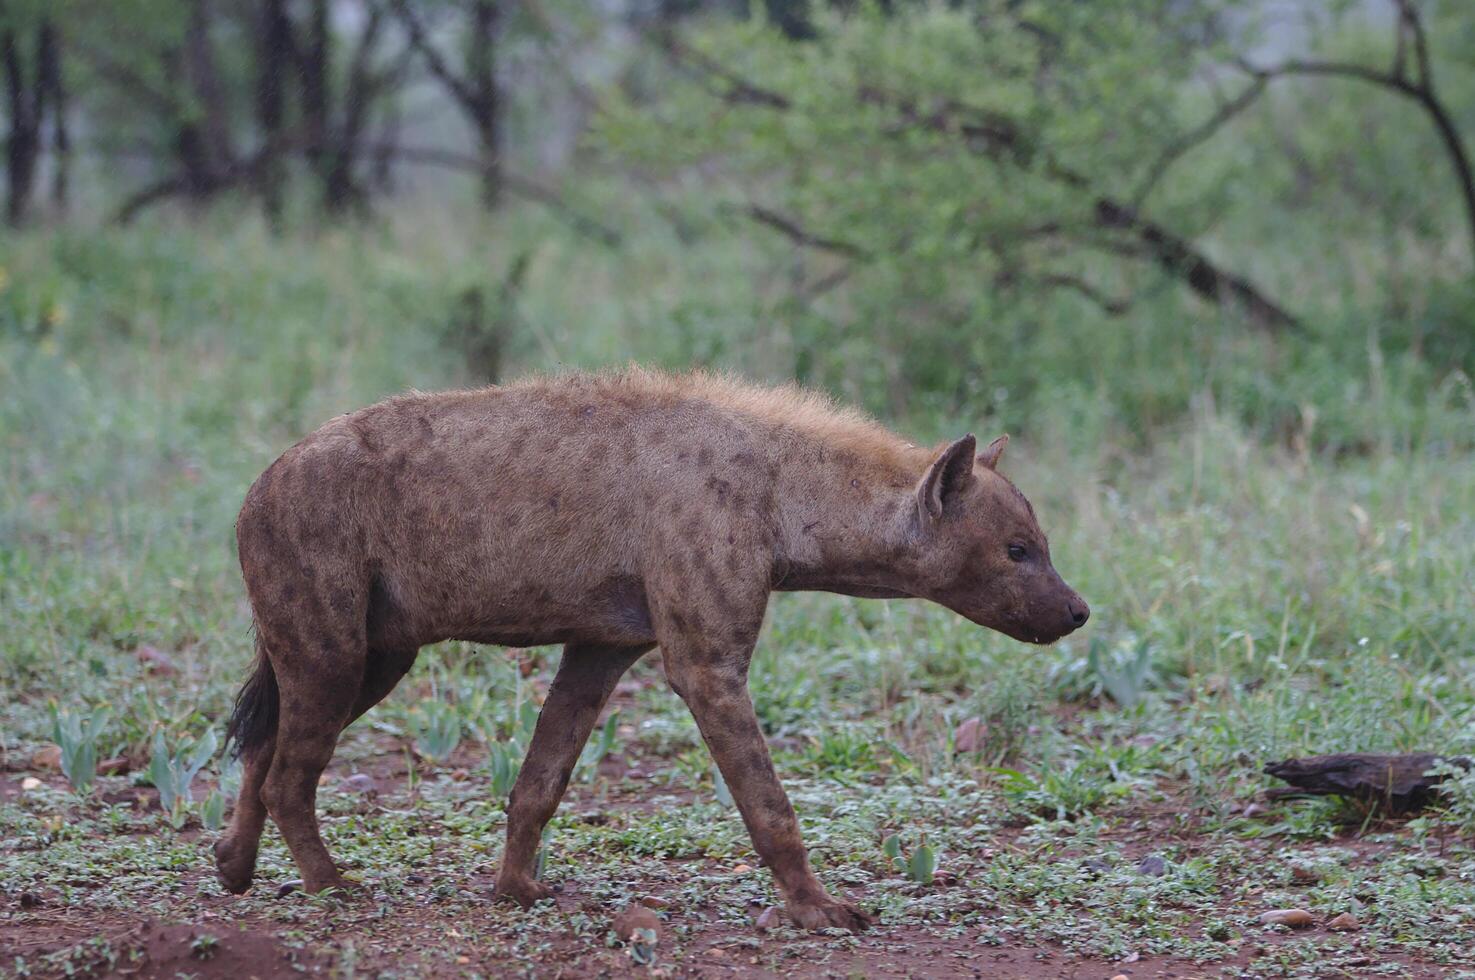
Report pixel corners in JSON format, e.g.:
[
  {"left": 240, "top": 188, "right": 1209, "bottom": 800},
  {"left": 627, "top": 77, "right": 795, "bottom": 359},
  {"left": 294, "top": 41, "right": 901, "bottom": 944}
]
[
  {"left": 96, "top": 756, "right": 131, "bottom": 776},
  {"left": 135, "top": 644, "right": 179, "bottom": 676},
  {"left": 953, "top": 717, "right": 987, "bottom": 753},
  {"left": 21, "top": 777, "right": 42, "bottom": 791},
  {"left": 732, "top": 863, "right": 753, "bottom": 874},
  {"left": 18, "top": 892, "right": 40, "bottom": 909},
  {"left": 754, "top": 906, "right": 781, "bottom": 932},
  {"left": 613, "top": 904, "right": 662, "bottom": 943},
  {"left": 1290, "top": 865, "right": 1320, "bottom": 884},
  {"left": 276, "top": 880, "right": 303, "bottom": 898},
  {"left": 638, "top": 895, "right": 671, "bottom": 910},
  {"left": 1136, "top": 854, "right": 1167, "bottom": 877},
  {"left": 338, "top": 773, "right": 378, "bottom": 795},
  {"left": 31, "top": 745, "right": 62, "bottom": 770},
  {"left": 1326, "top": 912, "right": 1360, "bottom": 931},
  {"left": 1258, "top": 908, "right": 1315, "bottom": 928}
]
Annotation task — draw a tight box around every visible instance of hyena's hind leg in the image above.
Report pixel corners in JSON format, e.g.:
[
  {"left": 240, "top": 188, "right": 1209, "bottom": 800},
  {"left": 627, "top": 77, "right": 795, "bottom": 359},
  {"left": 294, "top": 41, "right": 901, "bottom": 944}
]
[
  {"left": 214, "top": 644, "right": 415, "bottom": 895},
  {"left": 215, "top": 636, "right": 278, "bottom": 894},
  {"left": 256, "top": 621, "right": 368, "bottom": 894}
]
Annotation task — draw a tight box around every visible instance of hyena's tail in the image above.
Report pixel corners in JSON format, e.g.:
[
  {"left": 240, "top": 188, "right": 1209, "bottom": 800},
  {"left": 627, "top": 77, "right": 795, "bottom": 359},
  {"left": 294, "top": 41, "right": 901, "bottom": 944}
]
[{"left": 226, "top": 631, "right": 279, "bottom": 759}]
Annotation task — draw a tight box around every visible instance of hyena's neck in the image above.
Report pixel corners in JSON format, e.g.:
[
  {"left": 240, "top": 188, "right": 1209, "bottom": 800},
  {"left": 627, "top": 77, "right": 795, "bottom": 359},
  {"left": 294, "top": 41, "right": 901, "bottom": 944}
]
[{"left": 769, "top": 433, "right": 928, "bottom": 598}]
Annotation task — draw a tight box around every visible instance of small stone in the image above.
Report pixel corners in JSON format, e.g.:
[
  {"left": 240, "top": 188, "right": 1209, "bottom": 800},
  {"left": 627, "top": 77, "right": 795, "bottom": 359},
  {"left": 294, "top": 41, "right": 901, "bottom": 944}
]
[
  {"left": 638, "top": 895, "right": 671, "bottom": 910},
  {"left": 755, "top": 906, "right": 781, "bottom": 932},
  {"left": 18, "top": 892, "right": 40, "bottom": 909},
  {"left": 1258, "top": 908, "right": 1315, "bottom": 928},
  {"left": 135, "top": 644, "right": 179, "bottom": 676},
  {"left": 276, "top": 880, "right": 303, "bottom": 898},
  {"left": 450, "top": 769, "right": 470, "bottom": 782},
  {"left": 953, "top": 717, "right": 987, "bottom": 753},
  {"left": 31, "top": 744, "right": 62, "bottom": 770},
  {"left": 613, "top": 904, "right": 662, "bottom": 943},
  {"left": 1242, "top": 803, "right": 1266, "bottom": 818},
  {"left": 1110, "top": 975, "right": 1130, "bottom": 980},
  {"left": 732, "top": 863, "right": 753, "bottom": 874},
  {"left": 1290, "top": 865, "right": 1320, "bottom": 884},
  {"left": 338, "top": 773, "right": 377, "bottom": 795},
  {"left": 21, "top": 776, "right": 42, "bottom": 791},
  {"left": 1081, "top": 857, "right": 1113, "bottom": 876},
  {"left": 1326, "top": 912, "right": 1360, "bottom": 931},
  {"left": 1136, "top": 855, "right": 1167, "bottom": 877},
  {"left": 96, "top": 757, "right": 131, "bottom": 776}
]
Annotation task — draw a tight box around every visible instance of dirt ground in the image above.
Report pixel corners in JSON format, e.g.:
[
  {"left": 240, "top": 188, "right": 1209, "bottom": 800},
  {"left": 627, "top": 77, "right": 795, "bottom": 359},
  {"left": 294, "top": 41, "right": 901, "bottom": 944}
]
[{"left": 3, "top": 743, "right": 1461, "bottom": 980}]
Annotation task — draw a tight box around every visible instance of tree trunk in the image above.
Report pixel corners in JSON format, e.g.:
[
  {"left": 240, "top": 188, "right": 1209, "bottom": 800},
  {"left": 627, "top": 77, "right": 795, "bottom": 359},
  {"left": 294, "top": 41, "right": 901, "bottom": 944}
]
[
  {"left": 256, "top": 0, "right": 292, "bottom": 226},
  {"left": 299, "top": 0, "right": 331, "bottom": 190},
  {"left": 1265, "top": 753, "right": 1472, "bottom": 815},
  {"left": 467, "top": 0, "right": 501, "bottom": 209},
  {"left": 38, "top": 20, "right": 67, "bottom": 211},
  {"left": 322, "top": 5, "right": 386, "bottom": 215},
  {"left": 3, "top": 27, "right": 43, "bottom": 227},
  {"left": 184, "top": 0, "right": 233, "bottom": 176}
]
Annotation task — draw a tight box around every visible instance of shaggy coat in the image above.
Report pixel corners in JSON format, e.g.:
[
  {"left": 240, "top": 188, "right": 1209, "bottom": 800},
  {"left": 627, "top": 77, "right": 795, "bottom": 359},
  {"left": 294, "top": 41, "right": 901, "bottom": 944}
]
[{"left": 216, "top": 369, "right": 1088, "bottom": 931}]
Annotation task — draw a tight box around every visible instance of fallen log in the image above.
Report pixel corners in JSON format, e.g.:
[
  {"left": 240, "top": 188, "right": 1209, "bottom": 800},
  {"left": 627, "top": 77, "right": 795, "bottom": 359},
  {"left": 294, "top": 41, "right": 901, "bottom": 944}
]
[{"left": 1264, "top": 753, "right": 1472, "bottom": 815}]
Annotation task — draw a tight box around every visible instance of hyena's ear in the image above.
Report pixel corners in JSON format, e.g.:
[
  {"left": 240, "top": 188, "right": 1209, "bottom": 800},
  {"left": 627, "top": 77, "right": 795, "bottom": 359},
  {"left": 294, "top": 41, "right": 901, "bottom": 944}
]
[
  {"left": 977, "top": 434, "right": 1009, "bottom": 470},
  {"left": 917, "top": 434, "right": 977, "bottom": 523}
]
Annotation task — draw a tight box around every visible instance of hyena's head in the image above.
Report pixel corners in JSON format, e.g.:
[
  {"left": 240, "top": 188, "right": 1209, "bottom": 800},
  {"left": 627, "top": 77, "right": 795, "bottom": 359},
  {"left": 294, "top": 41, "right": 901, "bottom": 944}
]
[{"left": 905, "top": 434, "right": 1088, "bottom": 644}]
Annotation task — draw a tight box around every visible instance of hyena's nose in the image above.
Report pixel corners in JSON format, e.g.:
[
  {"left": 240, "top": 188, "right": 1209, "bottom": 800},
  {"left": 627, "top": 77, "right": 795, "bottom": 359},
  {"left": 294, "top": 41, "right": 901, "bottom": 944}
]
[{"left": 1068, "top": 598, "right": 1090, "bottom": 627}]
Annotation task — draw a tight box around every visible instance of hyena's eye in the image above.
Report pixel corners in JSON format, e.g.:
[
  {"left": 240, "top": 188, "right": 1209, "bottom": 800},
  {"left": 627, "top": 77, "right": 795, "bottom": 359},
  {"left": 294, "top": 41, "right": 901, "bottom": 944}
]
[{"left": 1007, "top": 544, "right": 1028, "bottom": 562}]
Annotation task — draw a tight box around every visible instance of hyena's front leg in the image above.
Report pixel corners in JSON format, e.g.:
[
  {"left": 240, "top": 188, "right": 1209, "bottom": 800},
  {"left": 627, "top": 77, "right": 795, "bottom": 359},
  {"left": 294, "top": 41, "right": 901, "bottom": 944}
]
[
  {"left": 493, "top": 641, "right": 652, "bottom": 907},
  {"left": 658, "top": 627, "right": 872, "bottom": 932}
]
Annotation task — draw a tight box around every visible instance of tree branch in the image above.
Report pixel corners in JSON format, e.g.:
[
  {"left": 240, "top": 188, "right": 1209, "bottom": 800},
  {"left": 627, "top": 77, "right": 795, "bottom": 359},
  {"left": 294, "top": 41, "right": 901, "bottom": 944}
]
[
  {"left": 1242, "top": 0, "right": 1475, "bottom": 273},
  {"left": 743, "top": 204, "right": 871, "bottom": 259},
  {"left": 1130, "top": 74, "right": 1269, "bottom": 211},
  {"left": 390, "top": 0, "right": 478, "bottom": 111}
]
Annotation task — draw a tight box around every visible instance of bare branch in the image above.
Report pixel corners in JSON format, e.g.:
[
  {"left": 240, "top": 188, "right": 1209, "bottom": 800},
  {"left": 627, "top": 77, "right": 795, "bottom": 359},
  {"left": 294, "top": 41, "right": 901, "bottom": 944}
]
[
  {"left": 652, "top": 31, "right": 791, "bottom": 110},
  {"left": 1037, "top": 273, "right": 1132, "bottom": 316},
  {"left": 390, "top": 0, "right": 478, "bottom": 111},
  {"left": 743, "top": 204, "right": 872, "bottom": 259},
  {"left": 1130, "top": 74, "right": 1269, "bottom": 211}
]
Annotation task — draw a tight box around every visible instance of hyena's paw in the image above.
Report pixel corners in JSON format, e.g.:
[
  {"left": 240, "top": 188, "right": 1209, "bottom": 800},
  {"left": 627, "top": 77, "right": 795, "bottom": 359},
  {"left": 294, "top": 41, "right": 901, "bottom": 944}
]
[
  {"left": 212, "top": 837, "right": 258, "bottom": 895},
  {"left": 788, "top": 894, "right": 873, "bottom": 932},
  {"left": 492, "top": 875, "right": 556, "bottom": 909}
]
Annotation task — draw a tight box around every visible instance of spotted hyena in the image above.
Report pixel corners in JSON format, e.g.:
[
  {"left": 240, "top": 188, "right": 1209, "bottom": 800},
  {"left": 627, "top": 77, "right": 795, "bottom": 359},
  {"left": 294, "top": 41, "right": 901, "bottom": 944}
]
[{"left": 215, "top": 368, "right": 1088, "bottom": 931}]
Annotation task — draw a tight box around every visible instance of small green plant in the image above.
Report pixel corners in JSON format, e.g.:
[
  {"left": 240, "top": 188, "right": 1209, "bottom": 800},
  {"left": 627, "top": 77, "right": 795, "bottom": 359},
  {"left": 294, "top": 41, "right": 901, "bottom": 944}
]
[
  {"left": 189, "top": 933, "right": 219, "bottom": 961},
  {"left": 712, "top": 763, "right": 734, "bottom": 808},
  {"left": 881, "top": 834, "right": 939, "bottom": 885},
  {"left": 147, "top": 728, "right": 218, "bottom": 828},
  {"left": 409, "top": 700, "right": 461, "bottom": 764},
  {"left": 990, "top": 760, "right": 1125, "bottom": 822},
  {"left": 1429, "top": 758, "right": 1475, "bottom": 834},
  {"left": 48, "top": 702, "right": 111, "bottom": 795},
  {"left": 1088, "top": 637, "right": 1159, "bottom": 709},
  {"left": 199, "top": 753, "right": 241, "bottom": 831},
  {"left": 486, "top": 740, "right": 521, "bottom": 797},
  {"left": 577, "top": 711, "right": 621, "bottom": 781},
  {"left": 480, "top": 689, "right": 540, "bottom": 795}
]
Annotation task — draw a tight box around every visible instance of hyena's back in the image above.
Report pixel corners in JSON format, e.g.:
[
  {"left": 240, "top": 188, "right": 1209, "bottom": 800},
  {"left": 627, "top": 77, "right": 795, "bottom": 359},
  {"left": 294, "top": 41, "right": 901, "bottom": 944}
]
[{"left": 233, "top": 371, "right": 850, "bottom": 656}]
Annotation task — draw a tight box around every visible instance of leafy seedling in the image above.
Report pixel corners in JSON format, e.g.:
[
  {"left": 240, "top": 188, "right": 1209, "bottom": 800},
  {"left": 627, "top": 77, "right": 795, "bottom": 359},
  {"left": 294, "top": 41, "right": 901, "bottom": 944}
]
[
  {"left": 148, "top": 727, "right": 218, "bottom": 828},
  {"left": 409, "top": 700, "right": 461, "bottom": 764},
  {"left": 882, "top": 834, "right": 939, "bottom": 885},
  {"left": 48, "top": 702, "right": 111, "bottom": 795}
]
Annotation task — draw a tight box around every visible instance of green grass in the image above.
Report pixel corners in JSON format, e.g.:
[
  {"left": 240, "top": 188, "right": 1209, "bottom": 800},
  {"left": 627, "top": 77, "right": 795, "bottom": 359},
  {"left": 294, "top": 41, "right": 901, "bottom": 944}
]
[{"left": 3, "top": 216, "right": 1475, "bottom": 976}]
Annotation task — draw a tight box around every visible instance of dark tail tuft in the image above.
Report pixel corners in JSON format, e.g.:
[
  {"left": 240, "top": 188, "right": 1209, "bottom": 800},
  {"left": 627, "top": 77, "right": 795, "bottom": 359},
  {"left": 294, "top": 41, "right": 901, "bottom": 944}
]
[{"left": 226, "top": 635, "right": 279, "bottom": 759}]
